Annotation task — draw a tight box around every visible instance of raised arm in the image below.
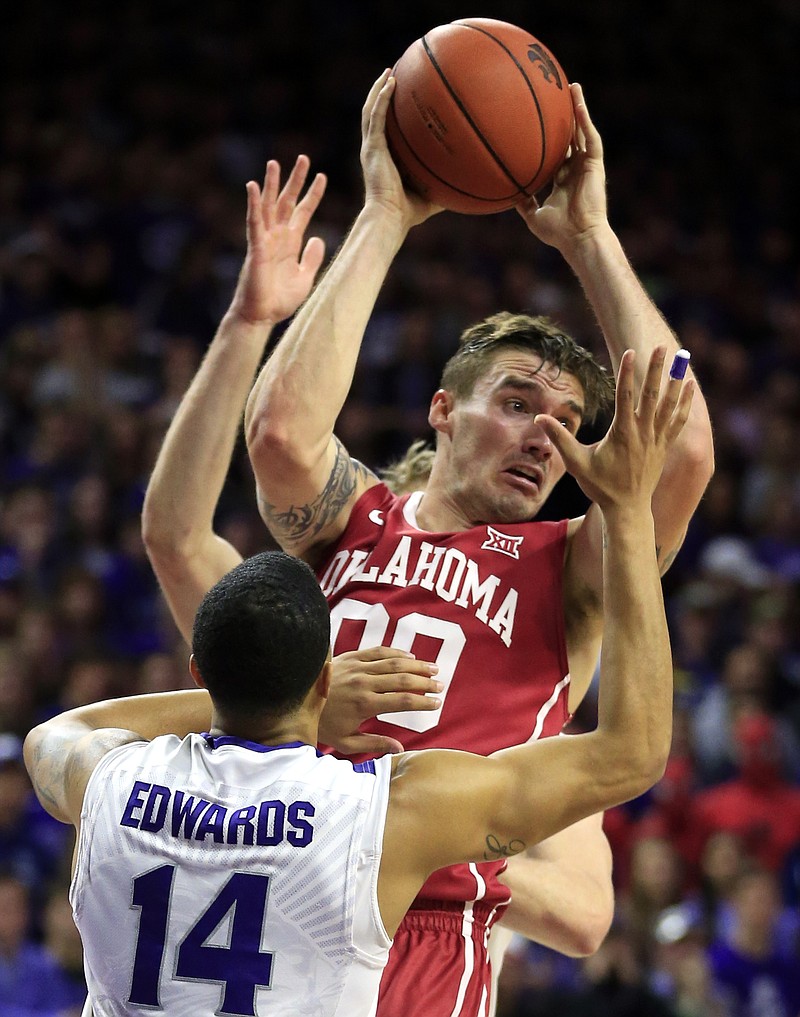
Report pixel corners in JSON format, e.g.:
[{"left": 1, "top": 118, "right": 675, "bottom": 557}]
[
  {"left": 517, "top": 84, "right": 714, "bottom": 576},
  {"left": 244, "top": 71, "right": 441, "bottom": 563},
  {"left": 142, "top": 156, "right": 327, "bottom": 642},
  {"left": 379, "top": 349, "right": 693, "bottom": 935}
]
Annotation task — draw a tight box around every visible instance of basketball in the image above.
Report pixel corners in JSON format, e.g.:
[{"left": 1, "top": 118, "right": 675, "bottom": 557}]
[{"left": 385, "top": 19, "right": 574, "bottom": 215}]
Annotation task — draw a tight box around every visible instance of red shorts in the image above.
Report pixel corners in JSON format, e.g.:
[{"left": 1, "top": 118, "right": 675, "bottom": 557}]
[{"left": 376, "top": 900, "right": 506, "bottom": 1017}]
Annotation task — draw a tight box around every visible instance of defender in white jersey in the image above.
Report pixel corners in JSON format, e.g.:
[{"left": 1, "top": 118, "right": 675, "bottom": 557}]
[
  {"left": 25, "top": 348, "right": 692, "bottom": 1016},
  {"left": 76, "top": 735, "right": 392, "bottom": 1016}
]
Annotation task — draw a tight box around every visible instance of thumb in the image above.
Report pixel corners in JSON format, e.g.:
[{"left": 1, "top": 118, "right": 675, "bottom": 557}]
[
  {"left": 534, "top": 414, "right": 586, "bottom": 472},
  {"left": 300, "top": 235, "right": 326, "bottom": 279},
  {"left": 338, "top": 733, "right": 404, "bottom": 756}
]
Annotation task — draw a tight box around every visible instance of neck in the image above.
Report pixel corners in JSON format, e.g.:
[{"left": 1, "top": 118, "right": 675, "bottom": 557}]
[
  {"left": 209, "top": 711, "right": 319, "bottom": 749},
  {"left": 416, "top": 468, "right": 475, "bottom": 531}
]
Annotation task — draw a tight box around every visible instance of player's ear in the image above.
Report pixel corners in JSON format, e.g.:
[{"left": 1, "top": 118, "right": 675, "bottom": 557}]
[
  {"left": 188, "top": 655, "right": 206, "bottom": 690},
  {"left": 429, "top": 389, "right": 454, "bottom": 434}
]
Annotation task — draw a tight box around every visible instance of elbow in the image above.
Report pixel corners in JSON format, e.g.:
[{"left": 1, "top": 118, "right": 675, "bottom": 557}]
[
  {"left": 694, "top": 442, "right": 716, "bottom": 491},
  {"left": 244, "top": 377, "right": 299, "bottom": 462},
  {"left": 245, "top": 413, "right": 324, "bottom": 485},
  {"left": 140, "top": 495, "right": 167, "bottom": 556},
  {"left": 141, "top": 496, "right": 188, "bottom": 562},
  {"left": 141, "top": 493, "right": 204, "bottom": 569},
  {"left": 568, "top": 904, "right": 614, "bottom": 957},
  {"left": 624, "top": 746, "right": 670, "bottom": 803},
  {"left": 682, "top": 425, "right": 716, "bottom": 491},
  {"left": 245, "top": 413, "right": 300, "bottom": 473},
  {"left": 543, "top": 875, "right": 614, "bottom": 957}
]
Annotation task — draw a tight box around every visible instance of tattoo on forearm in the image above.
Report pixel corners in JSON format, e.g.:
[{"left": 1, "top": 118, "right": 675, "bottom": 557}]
[
  {"left": 484, "top": 833, "right": 526, "bottom": 861},
  {"left": 30, "top": 727, "right": 137, "bottom": 818},
  {"left": 30, "top": 736, "right": 64, "bottom": 812},
  {"left": 258, "top": 437, "right": 374, "bottom": 548}
]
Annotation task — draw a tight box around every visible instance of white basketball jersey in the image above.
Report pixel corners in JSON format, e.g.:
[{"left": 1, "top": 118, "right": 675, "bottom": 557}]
[{"left": 71, "top": 734, "right": 393, "bottom": 1016}]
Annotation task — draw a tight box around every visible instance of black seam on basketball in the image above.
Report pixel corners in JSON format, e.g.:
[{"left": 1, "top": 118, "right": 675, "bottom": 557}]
[
  {"left": 452, "top": 22, "right": 549, "bottom": 191},
  {"left": 388, "top": 88, "right": 523, "bottom": 206},
  {"left": 420, "top": 33, "right": 531, "bottom": 198}
]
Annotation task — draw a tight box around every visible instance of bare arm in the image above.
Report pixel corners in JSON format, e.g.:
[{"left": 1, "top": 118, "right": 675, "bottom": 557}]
[
  {"left": 498, "top": 813, "right": 613, "bottom": 955},
  {"left": 379, "top": 350, "right": 692, "bottom": 935},
  {"left": 487, "top": 814, "right": 613, "bottom": 1016},
  {"left": 142, "top": 157, "right": 327, "bottom": 641},
  {"left": 140, "top": 158, "right": 442, "bottom": 752},
  {"left": 23, "top": 690, "right": 213, "bottom": 826},
  {"left": 519, "top": 84, "right": 714, "bottom": 577},
  {"left": 244, "top": 72, "right": 441, "bottom": 562}
]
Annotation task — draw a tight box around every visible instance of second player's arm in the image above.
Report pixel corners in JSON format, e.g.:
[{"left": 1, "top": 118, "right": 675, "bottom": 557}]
[
  {"left": 497, "top": 813, "right": 613, "bottom": 956},
  {"left": 142, "top": 312, "right": 271, "bottom": 642},
  {"left": 244, "top": 73, "right": 440, "bottom": 562},
  {"left": 380, "top": 497, "right": 671, "bottom": 936},
  {"left": 520, "top": 85, "right": 714, "bottom": 578},
  {"left": 142, "top": 157, "right": 327, "bottom": 640}
]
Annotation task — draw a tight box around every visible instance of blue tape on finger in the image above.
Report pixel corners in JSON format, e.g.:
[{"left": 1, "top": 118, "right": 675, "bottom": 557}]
[{"left": 669, "top": 350, "right": 691, "bottom": 380}]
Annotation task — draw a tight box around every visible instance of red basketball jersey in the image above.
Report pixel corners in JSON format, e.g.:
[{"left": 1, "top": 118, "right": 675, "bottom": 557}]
[{"left": 316, "top": 483, "right": 571, "bottom": 909}]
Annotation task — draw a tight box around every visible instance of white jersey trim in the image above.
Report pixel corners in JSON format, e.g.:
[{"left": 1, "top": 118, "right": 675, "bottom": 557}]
[
  {"left": 525, "top": 674, "right": 571, "bottom": 743},
  {"left": 402, "top": 490, "right": 425, "bottom": 529}
]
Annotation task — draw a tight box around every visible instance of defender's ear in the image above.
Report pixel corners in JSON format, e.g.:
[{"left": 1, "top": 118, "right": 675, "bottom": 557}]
[{"left": 188, "top": 655, "right": 206, "bottom": 690}]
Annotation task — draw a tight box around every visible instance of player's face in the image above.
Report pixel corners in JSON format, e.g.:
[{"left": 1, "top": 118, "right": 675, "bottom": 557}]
[{"left": 442, "top": 351, "right": 585, "bottom": 524}]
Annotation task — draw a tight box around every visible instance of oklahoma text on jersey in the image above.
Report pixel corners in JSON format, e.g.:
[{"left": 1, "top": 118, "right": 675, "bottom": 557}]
[{"left": 319, "top": 534, "right": 519, "bottom": 648}]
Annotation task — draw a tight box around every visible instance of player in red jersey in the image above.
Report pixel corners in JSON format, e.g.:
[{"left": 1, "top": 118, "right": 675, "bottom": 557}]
[
  {"left": 142, "top": 151, "right": 615, "bottom": 1016},
  {"left": 141, "top": 152, "right": 614, "bottom": 1017},
  {"left": 242, "top": 73, "right": 714, "bottom": 1016}
]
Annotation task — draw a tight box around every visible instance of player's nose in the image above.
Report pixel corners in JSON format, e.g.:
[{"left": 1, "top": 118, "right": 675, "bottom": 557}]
[{"left": 523, "top": 419, "right": 554, "bottom": 460}]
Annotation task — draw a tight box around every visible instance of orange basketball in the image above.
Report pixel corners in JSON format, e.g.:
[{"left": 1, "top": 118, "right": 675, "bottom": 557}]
[{"left": 385, "top": 19, "right": 574, "bottom": 215}]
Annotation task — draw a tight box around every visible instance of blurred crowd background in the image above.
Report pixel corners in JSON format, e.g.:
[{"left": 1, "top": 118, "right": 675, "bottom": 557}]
[{"left": 0, "top": 2, "right": 798, "bottom": 1015}]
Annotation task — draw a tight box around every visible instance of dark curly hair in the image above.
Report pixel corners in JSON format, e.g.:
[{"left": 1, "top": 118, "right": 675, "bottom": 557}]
[{"left": 192, "top": 551, "right": 330, "bottom": 716}]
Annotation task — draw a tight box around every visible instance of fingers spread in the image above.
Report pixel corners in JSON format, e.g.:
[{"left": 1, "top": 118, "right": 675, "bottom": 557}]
[
  {"left": 534, "top": 414, "right": 589, "bottom": 482},
  {"left": 614, "top": 348, "right": 637, "bottom": 417},
  {"left": 635, "top": 345, "right": 668, "bottom": 423},
  {"left": 665, "top": 378, "right": 695, "bottom": 442},
  {"left": 245, "top": 180, "right": 264, "bottom": 243},
  {"left": 262, "top": 160, "right": 281, "bottom": 229},
  {"left": 293, "top": 172, "right": 327, "bottom": 230},
  {"left": 653, "top": 351, "right": 694, "bottom": 439},
  {"left": 299, "top": 235, "right": 326, "bottom": 280},
  {"left": 276, "top": 154, "right": 311, "bottom": 220}
]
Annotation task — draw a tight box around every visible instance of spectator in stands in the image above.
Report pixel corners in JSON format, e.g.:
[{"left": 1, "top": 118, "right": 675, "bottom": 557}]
[
  {"left": 707, "top": 867, "right": 800, "bottom": 1017},
  {"left": 695, "top": 712, "right": 800, "bottom": 875}
]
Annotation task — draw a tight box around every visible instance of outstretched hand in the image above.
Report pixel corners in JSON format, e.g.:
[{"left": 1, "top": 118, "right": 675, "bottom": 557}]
[
  {"left": 535, "top": 347, "right": 694, "bottom": 511},
  {"left": 360, "top": 70, "right": 443, "bottom": 231},
  {"left": 516, "top": 83, "right": 608, "bottom": 251},
  {"left": 230, "top": 156, "right": 327, "bottom": 326},
  {"left": 318, "top": 646, "right": 442, "bottom": 756}
]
